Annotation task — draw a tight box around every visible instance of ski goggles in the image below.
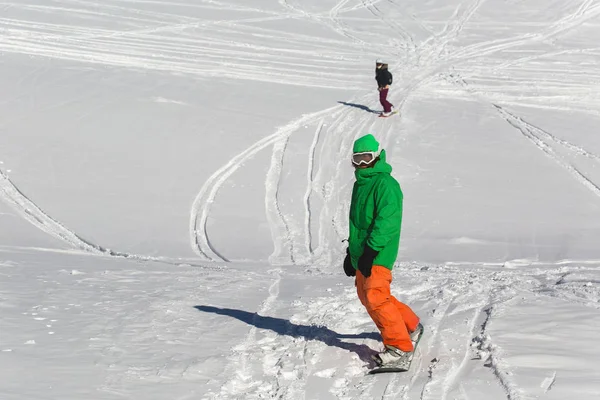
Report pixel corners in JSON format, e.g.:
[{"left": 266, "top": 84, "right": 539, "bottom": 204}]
[{"left": 352, "top": 150, "right": 380, "bottom": 166}]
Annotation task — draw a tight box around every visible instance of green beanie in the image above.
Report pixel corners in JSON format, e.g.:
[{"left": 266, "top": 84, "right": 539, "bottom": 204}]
[{"left": 353, "top": 134, "right": 380, "bottom": 153}]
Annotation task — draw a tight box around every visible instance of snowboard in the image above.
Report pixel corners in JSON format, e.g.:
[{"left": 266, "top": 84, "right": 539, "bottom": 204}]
[
  {"left": 368, "top": 326, "right": 424, "bottom": 374},
  {"left": 378, "top": 110, "right": 399, "bottom": 118}
]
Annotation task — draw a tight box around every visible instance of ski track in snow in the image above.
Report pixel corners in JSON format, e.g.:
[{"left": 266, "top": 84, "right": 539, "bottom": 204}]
[
  {"left": 0, "top": 167, "right": 201, "bottom": 268},
  {"left": 0, "top": 2, "right": 369, "bottom": 90},
  {"left": 267, "top": 135, "right": 298, "bottom": 265},
  {"left": 497, "top": 106, "right": 600, "bottom": 198},
  {"left": 233, "top": 263, "right": 596, "bottom": 400},
  {"left": 444, "top": 0, "right": 600, "bottom": 65},
  {"left": 206, "top": 269, "right": 283, "bottom": 400},
  {"left": 303, "top": 120, "right": 325, "bottom": 257},
  {"left": 6, "top": 0, "right": 504, "bottom": 264},
  {"left": 189, "top": 0, "right": 392, "bottom": 263},
  {"left": 4, "top": 0, "right": 599, "bottom": 267},
  {"left": 474, "top": 306, "right": 523, "bottom": 400},
  {"left": 444, "top": 72, "right": 600, "bottom": 201},
  {"left": 408, "top": 287, "right": 459, "bottom": 400},
  {"left": 0, "top": 168, "right": 103, "bottom": 255},
  {"left": 4, "top": 2, "right": 600, "bottom": 399},
  {"left": 190, "top": 0, "right": 481, "bottom": 264},
  {"left": 189, "top": 106, "right": 338, "bottom": 263}
]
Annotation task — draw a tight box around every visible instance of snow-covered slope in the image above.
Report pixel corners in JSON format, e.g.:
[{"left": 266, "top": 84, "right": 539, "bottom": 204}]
[{"left": 2, "top": 1, "right": 600, "bottom": 399}]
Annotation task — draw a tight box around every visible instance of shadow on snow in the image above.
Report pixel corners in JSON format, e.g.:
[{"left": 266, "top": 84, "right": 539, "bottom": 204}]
[
  {"left": 195, "top": 305, "right": 380, "bottom": 365},
  {"left": 338, "top": 101, "right": 379, "bottom": 114}
]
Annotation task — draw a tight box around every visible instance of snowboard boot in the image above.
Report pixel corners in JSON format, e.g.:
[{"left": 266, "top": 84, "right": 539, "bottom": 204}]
[
  {"left": 373, "top": 345, "right": 413, "bottom": 369},
  {"left": 410, "top": 323, "right": 424, "bottom": 345}
]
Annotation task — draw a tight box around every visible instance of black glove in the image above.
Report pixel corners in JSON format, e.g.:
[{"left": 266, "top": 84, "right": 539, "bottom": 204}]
[
  {"left": 343, "top": 249, "right": 355, "bottom": 277},
  {"left": 357, "top": 246, "right": 379, "bottom": 278}
]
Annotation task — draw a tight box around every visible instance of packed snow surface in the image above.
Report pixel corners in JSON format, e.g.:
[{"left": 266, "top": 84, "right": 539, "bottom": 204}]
[{"left": 2, "top": 0, "right": 600, "bottom": 399}]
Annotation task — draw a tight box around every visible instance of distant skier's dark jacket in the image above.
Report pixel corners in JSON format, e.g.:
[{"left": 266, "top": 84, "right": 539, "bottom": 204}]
[{"left": 376, "top": 68, "right": 393, "bottom": 88}]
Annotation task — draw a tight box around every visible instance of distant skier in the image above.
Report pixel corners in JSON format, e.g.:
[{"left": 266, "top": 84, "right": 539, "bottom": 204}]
[
  {"left": 343, "top": 134, "right": 422, "bottom": 369},
  {"left": 375, "top": 59, "right": 394, "bottom": 117}
]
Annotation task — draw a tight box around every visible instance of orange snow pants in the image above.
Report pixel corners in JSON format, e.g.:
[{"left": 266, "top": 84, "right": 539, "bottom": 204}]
[{"left": 356, "top": 266, "right": 420, "bottom": 352}]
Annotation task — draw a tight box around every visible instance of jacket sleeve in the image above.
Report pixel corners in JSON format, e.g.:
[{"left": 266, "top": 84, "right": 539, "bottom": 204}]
[
  {"left": 366, "top": 178, "right": 403, "bottom": 251},
  {"left": 388, "top": 71, "right": 393, "bottom": 85}
]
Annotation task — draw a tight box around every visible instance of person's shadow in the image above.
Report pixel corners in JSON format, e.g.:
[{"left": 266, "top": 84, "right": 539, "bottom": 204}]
[
  {"left": 338, "top": 101, "right": 379, "bottom": 114},
  {"left": 195, "top": 305, "right": 380, "bottom": 366}
]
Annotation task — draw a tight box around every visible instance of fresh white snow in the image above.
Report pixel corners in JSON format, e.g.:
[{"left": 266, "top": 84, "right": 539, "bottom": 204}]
[{"left": 2, "top": 0, "right": 600, "bottom": 399}]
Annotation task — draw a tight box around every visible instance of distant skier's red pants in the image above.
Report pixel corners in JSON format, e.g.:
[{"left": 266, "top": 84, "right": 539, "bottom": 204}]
[
  {"left": 356, "top": 266, "right": 419, "bottom": 352},
  {"left": 379, "top": 88, "right": 393, "bottom": 113}
]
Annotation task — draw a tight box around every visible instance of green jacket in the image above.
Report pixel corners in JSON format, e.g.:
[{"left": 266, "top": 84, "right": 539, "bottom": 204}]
[{"left": 348, "top": 149, "right": 403, "bottom": 271}]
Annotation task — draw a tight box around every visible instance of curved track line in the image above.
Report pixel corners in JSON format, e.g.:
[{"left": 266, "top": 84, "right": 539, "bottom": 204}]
[
  {"left": 189, "top": 0, "right": 416, "bottom": 264},
  {"left": 266, "top": 136, "right": 298, "bottom": 264},
  {"left": 267, "top": 105, "right": 353, "bottom": 265},
  {"left": 444, "top": 72, "right": 600, "bottom": 202},
  {"left": 304, "top": 120, "right": 325, "bottom": 257},
  {"left": 328, "top": 0, "right": 376, "bottom": 50},
  {"left": 0, "top": 169, "right": 103, "bottom": 255},
  {"left": 496, "top": 105, "right": 600, "bottom": 198},
  {"left": 0, "top": 7, "right": 365, "bottom": 91},
  {"left": 439, "top": 306, "right": 485, "bottom": 400},
  {"left": 474, "top": 306, "right": 523, "bottom": 400},
  {"left": 310, "top": 45, "right": 436, "bottom": 263},
  {"left": 308, "top": 5, "right": 439, "bottom": 266},
  {"left": 0, "top": 168, "right": 208, "bottom": 267},
  {"left": 403, "top": 291, "right": 458, "bottom": 399},
  {"left": 310, "top": 95, "right": 376, "bottom": 264},
  {"left": 190, "top": 106, "right": 338, "bottom": 262},
  {"left": 447, "top": 0, "right": 600, "bottom": 65}
]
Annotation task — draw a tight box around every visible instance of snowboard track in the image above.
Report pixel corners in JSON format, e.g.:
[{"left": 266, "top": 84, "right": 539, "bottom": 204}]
[
  {"left": 476, "top": 306, "right": 522, "bottom": 400},
  {"left": 4, "top": 3, "right": 600, "bottom": 399},
  {"left": 0, "top": 168, "right": 203, "bottom": 268},
  {"left": 206, "top": 268, "right": 283, "bottom": 400},
  {"left": 240, "top": 264, "right": 597, "bottom": 400},
  {"left": 443, "top": 72, "right": 600, "bottom": 203}
]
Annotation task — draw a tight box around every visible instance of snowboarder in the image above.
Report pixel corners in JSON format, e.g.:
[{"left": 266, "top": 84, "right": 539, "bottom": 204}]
[
  {"left": 343, "top": 134, "right": 423, "bottom": 370},
  {"left": 375, "top": 59, "right": 394, "bottom": 117}
]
